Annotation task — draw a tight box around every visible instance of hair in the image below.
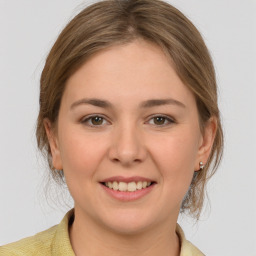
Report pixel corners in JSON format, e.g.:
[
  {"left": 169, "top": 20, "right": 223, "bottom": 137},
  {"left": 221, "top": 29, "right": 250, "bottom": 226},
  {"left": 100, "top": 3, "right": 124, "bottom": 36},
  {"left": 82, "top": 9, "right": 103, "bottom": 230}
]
[{"left": 36, "top": 0, "right": 223, "bottom": 219}]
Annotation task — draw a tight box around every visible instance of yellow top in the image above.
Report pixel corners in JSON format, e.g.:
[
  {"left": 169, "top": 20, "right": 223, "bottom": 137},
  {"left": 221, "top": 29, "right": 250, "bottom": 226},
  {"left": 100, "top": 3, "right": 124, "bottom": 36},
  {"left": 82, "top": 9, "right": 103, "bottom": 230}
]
[{"left": 0, "top": 210, "right": 204, "bottom": 256}]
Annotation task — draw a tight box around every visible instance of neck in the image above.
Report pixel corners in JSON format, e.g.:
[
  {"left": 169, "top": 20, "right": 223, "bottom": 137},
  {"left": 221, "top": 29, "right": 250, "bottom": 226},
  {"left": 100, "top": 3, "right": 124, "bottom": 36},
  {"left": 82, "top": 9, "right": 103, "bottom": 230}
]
[{"left": 69, "top": 209, "right": 180, "bottom": 256}]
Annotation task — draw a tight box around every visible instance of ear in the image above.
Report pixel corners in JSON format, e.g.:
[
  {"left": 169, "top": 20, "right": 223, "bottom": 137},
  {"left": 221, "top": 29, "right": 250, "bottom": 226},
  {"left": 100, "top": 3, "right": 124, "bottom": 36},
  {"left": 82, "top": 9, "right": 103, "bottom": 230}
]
[
  {"left": 43, "top": 119, "right": 63, "bottom": 170},
  {"left": 195, "top": 116, "right": 217, "bottom": 171}
]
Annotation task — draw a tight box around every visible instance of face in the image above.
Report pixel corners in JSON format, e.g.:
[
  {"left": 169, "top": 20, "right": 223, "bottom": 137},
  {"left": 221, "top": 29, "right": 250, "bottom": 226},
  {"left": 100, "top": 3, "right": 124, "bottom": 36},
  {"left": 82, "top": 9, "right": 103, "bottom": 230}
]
[{"left": 45, "top": 39, "right": 215, "bottom": 235}]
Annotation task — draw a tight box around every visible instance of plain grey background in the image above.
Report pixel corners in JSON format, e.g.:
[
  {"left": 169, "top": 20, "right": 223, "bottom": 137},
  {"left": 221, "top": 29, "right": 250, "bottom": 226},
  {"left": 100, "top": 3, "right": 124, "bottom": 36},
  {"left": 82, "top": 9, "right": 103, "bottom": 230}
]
[{"left": 0, "top": 0, "right": 255, "bottom": 255}]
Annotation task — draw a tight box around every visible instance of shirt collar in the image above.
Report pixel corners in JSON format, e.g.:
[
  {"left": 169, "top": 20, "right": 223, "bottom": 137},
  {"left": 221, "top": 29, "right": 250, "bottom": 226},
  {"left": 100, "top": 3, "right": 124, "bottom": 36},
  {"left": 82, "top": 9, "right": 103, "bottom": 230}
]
[
  {"left": 176, "top": 223, "right": 205, "bottom": 256},
  {"left": 51, "top": 209, "right": 75, "bottom": 256},
  {"left": 52, "top": 209, "right": 204, "bottom": 256}
]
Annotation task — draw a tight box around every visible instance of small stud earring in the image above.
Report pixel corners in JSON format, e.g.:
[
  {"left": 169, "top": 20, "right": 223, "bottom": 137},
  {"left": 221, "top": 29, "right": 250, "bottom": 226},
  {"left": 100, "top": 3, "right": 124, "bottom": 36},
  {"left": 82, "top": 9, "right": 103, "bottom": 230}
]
[{"left": 199, "top": 161, "right": 204, "bottom": 170}]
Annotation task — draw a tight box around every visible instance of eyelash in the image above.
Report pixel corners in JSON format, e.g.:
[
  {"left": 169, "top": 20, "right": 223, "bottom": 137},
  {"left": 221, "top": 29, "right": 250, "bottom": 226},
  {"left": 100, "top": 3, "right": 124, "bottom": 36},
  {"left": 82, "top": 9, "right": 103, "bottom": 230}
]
[
  {"left": 81, "top": 115, "right": 109, "bottom": 127},
  {"left": 80, "top": 114, "right": 175, "bottom": 127},
  {"left": 147, "top": 115, "right": 175, "bottom": 126}
]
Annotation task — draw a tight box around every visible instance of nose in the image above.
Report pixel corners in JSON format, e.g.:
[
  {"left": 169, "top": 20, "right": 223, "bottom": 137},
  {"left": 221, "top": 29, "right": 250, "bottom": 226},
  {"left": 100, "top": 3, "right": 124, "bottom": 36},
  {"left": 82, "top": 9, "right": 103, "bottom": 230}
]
[{"left": 108, "top": 122, "right": 147, "bottom": 166}]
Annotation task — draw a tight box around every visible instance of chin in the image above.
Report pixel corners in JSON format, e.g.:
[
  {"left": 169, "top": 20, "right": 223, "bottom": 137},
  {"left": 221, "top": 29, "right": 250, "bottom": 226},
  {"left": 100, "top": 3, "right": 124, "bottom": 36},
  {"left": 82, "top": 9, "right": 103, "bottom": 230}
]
[{"left": 97, "top": 208, "right": 161, "bottom": 236}]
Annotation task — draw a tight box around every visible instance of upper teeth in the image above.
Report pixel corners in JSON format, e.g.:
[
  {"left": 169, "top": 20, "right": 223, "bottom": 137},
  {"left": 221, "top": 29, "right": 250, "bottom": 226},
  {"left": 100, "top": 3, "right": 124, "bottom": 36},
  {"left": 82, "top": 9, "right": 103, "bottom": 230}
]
[{"left": 105, "top": 181, "right": 151, "bottom": 192}]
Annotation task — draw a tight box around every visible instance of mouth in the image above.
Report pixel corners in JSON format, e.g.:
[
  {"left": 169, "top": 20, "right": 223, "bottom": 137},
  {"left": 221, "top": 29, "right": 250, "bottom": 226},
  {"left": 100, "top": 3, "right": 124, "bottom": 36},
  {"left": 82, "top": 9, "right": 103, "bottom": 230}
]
[
  {"left": 101, "top": 181, "right": 155, "bottom": 192},
  {"left": 99, "top": 176, "right": 157, "bottom": 199}
]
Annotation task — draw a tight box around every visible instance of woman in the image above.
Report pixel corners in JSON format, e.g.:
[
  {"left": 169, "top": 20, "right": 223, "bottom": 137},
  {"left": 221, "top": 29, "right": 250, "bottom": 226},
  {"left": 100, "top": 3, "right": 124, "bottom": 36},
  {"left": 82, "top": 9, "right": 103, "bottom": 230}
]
[{"left": 0, "top": 0, "right": 223, "bottom": 255}]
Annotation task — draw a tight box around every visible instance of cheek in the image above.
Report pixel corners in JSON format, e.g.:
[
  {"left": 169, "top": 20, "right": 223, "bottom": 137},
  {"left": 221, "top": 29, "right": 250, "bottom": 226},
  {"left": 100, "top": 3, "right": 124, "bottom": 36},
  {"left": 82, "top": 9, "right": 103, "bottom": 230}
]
[
  {"left": 58, "top": 128, "right": 107, "bottom": 180},
  {"left": 58, "top": 130, "right": 110, "bottom": 203},
  {"left": 149, "top": 128, "right": 200, "bottom": 185}
]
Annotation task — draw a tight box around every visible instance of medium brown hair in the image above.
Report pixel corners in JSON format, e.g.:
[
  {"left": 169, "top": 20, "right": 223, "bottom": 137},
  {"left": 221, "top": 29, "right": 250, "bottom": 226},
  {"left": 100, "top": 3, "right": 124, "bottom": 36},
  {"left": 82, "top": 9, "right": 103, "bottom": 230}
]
[{"left": 36, "top": 0, "right": 223, "bottom": 218}]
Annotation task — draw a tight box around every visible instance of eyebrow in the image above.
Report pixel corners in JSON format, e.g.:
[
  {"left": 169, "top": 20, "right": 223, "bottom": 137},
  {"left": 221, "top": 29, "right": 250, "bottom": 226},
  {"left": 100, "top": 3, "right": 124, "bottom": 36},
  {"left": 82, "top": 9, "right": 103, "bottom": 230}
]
[
  {"left": 139, "top": 99, "right": 186, "bottom": 108},
  {"left": 70, "top": 98, "right": 111, "bottom": 109},
  {"left": 70, "top": 98, "right": 186, "bottom": 110}
]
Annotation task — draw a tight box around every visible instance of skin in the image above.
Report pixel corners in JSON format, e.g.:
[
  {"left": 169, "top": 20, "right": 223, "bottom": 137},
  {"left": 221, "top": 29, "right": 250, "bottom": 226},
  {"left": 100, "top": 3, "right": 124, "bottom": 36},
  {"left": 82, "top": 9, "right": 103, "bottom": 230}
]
[{"left": 44, "top": 39, "right": 216, "bottom": 256}]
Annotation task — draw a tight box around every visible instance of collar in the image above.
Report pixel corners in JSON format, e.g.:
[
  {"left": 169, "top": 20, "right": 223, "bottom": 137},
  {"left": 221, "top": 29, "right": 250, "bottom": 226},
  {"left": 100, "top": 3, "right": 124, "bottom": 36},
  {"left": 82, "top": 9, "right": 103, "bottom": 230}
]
[
  {"left": 51, "top": 209, "right": 204, "bottom": 256},
  {"left": 176, "top": 223, "right": 205, "bottom": 256},
  {"left": 51, "top": 209, "right": 75, "bottom": 255}
]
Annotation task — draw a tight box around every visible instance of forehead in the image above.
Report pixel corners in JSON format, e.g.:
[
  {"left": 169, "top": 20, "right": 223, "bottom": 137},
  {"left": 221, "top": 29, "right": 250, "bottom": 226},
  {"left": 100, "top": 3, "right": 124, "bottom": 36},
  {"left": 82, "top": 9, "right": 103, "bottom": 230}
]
[{"left": 63, "top": 39, "right": 195, "bottom": 108}]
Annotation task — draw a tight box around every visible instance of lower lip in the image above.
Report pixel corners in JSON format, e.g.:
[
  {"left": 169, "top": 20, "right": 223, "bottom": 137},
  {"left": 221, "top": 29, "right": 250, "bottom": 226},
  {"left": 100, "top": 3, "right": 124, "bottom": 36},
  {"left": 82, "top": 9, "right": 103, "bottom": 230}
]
[{"left": 100, "top": 183, "right": 156, "bottom": 201}]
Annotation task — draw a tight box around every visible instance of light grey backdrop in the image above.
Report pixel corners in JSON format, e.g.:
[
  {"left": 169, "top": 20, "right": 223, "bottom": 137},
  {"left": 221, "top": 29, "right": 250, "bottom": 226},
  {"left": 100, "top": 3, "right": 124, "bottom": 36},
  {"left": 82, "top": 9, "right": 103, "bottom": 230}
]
[{"left": 0, "top": 1, "right": 255, "bottom": 255}]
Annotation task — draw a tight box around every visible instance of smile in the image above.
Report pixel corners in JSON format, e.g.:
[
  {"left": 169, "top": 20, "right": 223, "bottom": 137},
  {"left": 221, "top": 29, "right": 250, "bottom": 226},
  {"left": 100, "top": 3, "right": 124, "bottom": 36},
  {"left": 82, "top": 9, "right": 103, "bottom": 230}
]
[
  {"left": 104, "top": 181, "right": 152, "bottom": 192},
  {"left": 100, "top": 176, "right": 156, "bottom": 201}
]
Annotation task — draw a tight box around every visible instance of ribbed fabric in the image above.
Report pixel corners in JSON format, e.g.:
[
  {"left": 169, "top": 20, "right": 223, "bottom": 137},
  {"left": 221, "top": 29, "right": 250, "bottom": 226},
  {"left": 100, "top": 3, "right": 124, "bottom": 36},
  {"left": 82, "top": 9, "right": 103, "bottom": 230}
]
[
  {"left": 176, "top": 224, "right": 205, "bottom": 256},
  {"left": 0, "top": 209, "right": 204, "bottom": 256},
  {"left": 0, "top": 210, "right": 75, "bottom": 256}
]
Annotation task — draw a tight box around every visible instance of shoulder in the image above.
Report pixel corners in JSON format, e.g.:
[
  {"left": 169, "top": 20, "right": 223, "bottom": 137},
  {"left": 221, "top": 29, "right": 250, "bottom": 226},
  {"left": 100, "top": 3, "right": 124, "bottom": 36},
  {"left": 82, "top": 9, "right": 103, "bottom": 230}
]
[
  {"left": 0, "top": 225, "right": 57, "bottom": 256},
  {"left": 0, "top": 209, "right": 75, "bottom": 256},
  {"left": 176, "top": 224, "right": 205, "bottom": 256}
]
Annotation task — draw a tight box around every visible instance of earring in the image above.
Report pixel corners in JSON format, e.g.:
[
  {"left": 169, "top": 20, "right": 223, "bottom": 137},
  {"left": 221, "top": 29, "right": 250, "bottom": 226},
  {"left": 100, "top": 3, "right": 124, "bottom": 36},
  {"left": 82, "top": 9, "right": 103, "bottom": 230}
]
[{"left": 199, "top": 161, "right": 204, "bottom": 170}]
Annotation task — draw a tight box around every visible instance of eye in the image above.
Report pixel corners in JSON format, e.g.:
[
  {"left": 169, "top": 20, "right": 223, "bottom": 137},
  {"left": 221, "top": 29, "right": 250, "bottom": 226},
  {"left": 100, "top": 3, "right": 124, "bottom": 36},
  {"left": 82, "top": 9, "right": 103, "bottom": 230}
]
[
  {"left": 81, "top": 115, "right": 108, "bottom": 127},
  {"left": 147, "top": 115, "right": 174, "bottom": 126}
]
